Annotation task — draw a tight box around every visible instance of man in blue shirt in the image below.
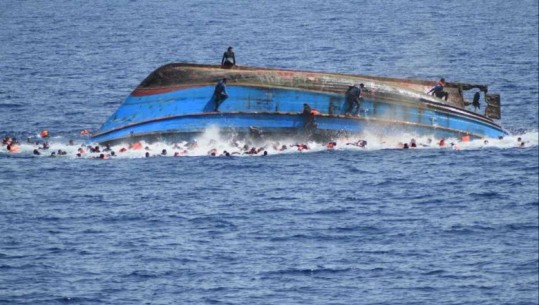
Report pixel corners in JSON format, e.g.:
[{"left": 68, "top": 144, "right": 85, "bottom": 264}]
[{"left": 428, "top": 78, "right": 449, "bottom": 101}]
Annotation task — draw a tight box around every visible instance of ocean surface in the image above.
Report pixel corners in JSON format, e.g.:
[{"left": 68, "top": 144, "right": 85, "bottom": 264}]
[{"left": 1, "top": 0, "right": 538, "bottom": 304}]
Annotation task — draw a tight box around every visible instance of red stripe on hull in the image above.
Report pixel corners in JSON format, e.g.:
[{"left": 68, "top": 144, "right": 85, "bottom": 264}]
[{"left": 130, "top": 84, "right": 203, "bottom": 96}]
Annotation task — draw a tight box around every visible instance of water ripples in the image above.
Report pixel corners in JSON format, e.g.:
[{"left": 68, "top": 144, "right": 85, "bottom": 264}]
[{"left": 0, "top": 0, "right": 537, "bottom": 304}]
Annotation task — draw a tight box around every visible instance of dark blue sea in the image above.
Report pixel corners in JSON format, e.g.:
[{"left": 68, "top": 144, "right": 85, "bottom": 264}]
[{"left": 1, "top": 1, "right": 538, "bottom": 304}]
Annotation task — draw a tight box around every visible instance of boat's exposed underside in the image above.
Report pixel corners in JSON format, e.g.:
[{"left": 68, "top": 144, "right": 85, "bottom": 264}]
[{"left": 91, "top": 63, "right": 506, "bottom": 144}]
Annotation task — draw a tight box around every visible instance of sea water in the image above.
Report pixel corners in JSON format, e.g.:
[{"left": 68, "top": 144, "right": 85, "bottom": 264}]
[{"left": 0, "top": 1, "right": 538, "bottom": 304}]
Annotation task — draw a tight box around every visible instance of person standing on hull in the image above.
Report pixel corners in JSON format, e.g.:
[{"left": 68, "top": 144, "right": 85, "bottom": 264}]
[
  {"left": 472, "top": 91, "right": 481, "bottom": 111},
  {"left": 428, "top": 78, "right": 449, "bottom": 101},
  {"left": 221, "top": 47, "right": 236, "bottom": 68},
  {"left": 345, "top": 83, "right": 364, "bottom": 115},
  {"left": 344, "top": 85, "right": 358, "bottom": 115},
  {"left": 214, "top": 78, "right": 229, "bottom": 112},
  {"left": 302, "top": 103, "right": 317, "bottom": 133}
]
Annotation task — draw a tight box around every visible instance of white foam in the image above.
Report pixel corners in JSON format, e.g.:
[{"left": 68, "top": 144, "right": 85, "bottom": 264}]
[{"left": 2, "top": 129, "right": 537, "bottom": 159}]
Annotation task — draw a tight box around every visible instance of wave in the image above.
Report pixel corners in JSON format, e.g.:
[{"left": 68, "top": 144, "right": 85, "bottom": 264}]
[
  {"left": 1, "top": 127, "right": 537, "bottom": 160},
  {"left": 262, "top": 266, "right": 352, "bottom": 277}
]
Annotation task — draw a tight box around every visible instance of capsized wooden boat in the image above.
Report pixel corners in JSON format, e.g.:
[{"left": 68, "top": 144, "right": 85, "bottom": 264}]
[{"left": 91, "top": 63, "right": 506, "bottom": 144}]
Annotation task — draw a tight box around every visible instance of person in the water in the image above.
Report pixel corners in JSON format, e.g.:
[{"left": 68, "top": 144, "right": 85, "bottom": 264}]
[
  {"left": 214, "top": 78, "right": 229, "bottom": 112},
  {"left": 2, "top": 136, "right": 12, "bottom": 146},
  {"left": 428, "top": 78, "right": 449, "bottom": 101},
  {"left": 221, "top": 47, "right": 236, "bottom": 68},
  {"left": 438, "top": 138, "right": 446, "bottom": 147},
  {"left": 346, "top": 140, "right": 367, "bottom": 148},
  {"left": 6, "top": 142, "right": 20, "bottom": 153},
  {"left": 326, "top": 141, "right": 337, "bottom": 149}
]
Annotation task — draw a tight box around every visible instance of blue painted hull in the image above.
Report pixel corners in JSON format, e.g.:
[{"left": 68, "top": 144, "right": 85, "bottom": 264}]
[{"left": 92, "top": 65, "right": 507, "bottom": 144}]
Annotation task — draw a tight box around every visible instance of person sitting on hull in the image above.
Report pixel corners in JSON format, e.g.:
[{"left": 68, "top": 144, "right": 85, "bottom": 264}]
[
  {"left": 345, "top": 84, "right": 364, "bottom": 115},
  {"left": 214, "top": 78, "right": 229, "bottom": 112},
  {"left": 428, "top": 78, "right": 449, "bottom": 101},
  {"left": 221, "top": 47, "right": 236, "bottom": 68}
]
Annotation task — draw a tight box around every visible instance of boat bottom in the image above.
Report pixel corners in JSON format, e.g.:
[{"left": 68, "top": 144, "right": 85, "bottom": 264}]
[{"left": 91, "top": 112, "right": 506, "bottom": 145}]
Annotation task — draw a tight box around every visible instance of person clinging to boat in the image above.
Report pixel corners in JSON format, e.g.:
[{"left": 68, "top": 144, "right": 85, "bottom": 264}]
[
  {"left": 428, "top": 78, "right": 449, "bottom": 101},
  {"left": 345, "top": 83, "right": 364, "bottom": 115},
  {"left": 472, "top": 91, "right": 481, "bottom": 111},
  {"left": 221, "top": 46, "right": 236, "bottom": 68},
  {"left": 214, "top": 78, "right": 229, "bottom": 112},
  {"left": 302, "top": 103, "right": 318, "bottom": 132}
]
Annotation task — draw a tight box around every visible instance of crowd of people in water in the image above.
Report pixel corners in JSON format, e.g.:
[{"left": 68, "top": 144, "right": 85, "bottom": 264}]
[{"left": 1, "top": 128, "right": 530, "bottom": 160}]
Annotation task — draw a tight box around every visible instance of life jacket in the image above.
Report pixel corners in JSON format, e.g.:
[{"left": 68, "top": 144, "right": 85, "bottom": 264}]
[
  {"left": 40, "top": 130, "right": 49, "bottom": 138},
  {"left": 131, "top": 142, "right": 142, "bottom": 150},
  {"left": 461, "top": 135, "right": 470, "bottom": 142},
  {"left": 80, "top": 129, "right": 90, "bottom": 135},
  {"left": 310, "top": 109, "right": 320, "bottom": 115}
]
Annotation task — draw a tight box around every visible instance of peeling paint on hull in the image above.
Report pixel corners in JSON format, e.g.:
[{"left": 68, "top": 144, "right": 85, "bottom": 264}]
[{"left": 92, "top": 64, "right": 507, "bottom": 144}]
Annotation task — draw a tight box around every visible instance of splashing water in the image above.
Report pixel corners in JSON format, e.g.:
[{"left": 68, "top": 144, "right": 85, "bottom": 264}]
[{"left": 1, "top": 127, "right": 537, "bottom": 159}]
